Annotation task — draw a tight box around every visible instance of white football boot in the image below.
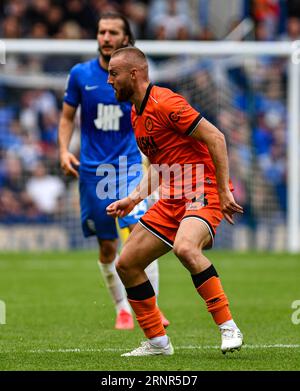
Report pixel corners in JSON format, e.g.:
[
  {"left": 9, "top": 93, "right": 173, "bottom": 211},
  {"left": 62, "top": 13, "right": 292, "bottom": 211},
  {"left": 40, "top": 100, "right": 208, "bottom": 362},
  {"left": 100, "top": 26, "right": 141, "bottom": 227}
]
[
  {"left": 220, "top": 327, "right": 243, "bottom": 354},
  {"left": 121, "top": 338, "right": 174, "bottom": 357}
]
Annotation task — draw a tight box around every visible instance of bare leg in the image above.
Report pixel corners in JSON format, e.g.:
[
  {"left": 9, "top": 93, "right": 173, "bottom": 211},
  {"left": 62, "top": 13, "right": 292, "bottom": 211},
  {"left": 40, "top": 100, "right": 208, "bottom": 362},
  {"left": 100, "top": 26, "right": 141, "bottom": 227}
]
[
  {"left": 127, "top": 224, "right": 159, "bottom": 296},
  {"left": 117, "top": 223, "right": 170, "bottom": 287}
]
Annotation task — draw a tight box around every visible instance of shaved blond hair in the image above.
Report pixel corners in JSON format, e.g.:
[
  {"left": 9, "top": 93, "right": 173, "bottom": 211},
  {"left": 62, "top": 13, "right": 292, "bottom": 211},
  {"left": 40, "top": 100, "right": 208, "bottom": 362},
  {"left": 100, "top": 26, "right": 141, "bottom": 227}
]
[{"left": 111, "top": 47, "right": 148, "bottom": 74}]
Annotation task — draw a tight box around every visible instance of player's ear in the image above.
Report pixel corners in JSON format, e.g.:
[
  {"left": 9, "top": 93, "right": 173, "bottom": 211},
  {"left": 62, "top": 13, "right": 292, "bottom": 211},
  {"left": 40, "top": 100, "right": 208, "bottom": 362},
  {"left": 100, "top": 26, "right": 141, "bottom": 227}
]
[
  {"left": 130, "top": 69, "right": 137, "bottom": 80},
  {"left": 123, "top": 35, "right": 129, "bottom": 47}
]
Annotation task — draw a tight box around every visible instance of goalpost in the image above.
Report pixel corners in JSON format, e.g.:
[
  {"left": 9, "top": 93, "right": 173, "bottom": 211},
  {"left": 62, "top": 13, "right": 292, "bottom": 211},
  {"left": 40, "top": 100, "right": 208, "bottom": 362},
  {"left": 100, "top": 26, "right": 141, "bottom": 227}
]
[{"left": 2, "top": 39, "right": 300, "bottom": 252}]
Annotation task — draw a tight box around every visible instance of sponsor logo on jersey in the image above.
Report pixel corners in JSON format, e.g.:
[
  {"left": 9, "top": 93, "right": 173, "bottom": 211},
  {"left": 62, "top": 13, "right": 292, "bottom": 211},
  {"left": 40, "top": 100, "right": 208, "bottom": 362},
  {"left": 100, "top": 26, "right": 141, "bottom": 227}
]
[
  {"left": 169, "top": 105, "right": 189, "bottom": 123},
  {"left": 94, "top": 103, "right": 124, "bottom": 131},
  {"left": 137, "top": 136, "right": 158, "bottom": 157}
]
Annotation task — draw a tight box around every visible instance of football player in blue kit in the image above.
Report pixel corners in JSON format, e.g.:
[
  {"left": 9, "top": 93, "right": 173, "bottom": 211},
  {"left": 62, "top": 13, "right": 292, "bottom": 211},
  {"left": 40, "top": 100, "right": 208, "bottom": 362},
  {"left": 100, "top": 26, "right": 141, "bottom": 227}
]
[{"left": 58, "top": 12, "right": 169, "bottom": 329}]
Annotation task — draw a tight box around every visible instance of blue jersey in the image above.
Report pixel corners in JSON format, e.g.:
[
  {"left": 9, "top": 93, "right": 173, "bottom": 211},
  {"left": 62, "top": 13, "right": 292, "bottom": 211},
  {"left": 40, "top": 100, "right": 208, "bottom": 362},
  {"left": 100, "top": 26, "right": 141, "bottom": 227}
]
[{"left": 64, "top": 58, "right": 141, "bottom": 179}]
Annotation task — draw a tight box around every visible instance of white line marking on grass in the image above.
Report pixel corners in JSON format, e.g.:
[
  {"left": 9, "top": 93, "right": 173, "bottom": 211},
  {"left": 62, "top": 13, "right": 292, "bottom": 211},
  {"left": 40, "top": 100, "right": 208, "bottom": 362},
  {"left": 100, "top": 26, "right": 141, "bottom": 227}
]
[
  {"left": 28, "top": 348, "right": 103, "bottom": 353},
  {"left": 23, "top": 344, "right": 300, "bottom": 354},
  {"left": 177, "top": 344, "right": 300, "bottom": 350},
  {"left": 0, "top": 260, "right": 94, "bottom": 270}
]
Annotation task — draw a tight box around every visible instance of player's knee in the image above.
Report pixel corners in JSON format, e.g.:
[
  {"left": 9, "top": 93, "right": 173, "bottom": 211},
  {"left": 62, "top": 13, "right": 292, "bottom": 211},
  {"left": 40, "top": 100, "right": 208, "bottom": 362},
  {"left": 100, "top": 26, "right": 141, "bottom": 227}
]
[
  {"left": 115, "top": 256, "right": 131, "bottom": 280},
  {"left": 116, "top": 252, "right": 143, "bottom": 282},
  {"left": 173, "top": 241, "right": 199, "bottom": 267},
  {"left": 115, "top": 259, "right": 124, "bottom": 278},
  {"left": 99, "top": 241, "right": 117, "bottom": 264},
  {"left": 174, "top": 241, "right": 193, "bottom": 260}
]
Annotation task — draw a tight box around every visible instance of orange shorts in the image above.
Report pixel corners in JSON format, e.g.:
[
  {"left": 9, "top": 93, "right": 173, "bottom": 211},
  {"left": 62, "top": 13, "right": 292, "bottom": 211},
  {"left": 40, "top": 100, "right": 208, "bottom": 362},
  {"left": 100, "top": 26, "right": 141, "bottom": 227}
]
[{"left": 139, "top": 192, "right": 223, "bottom": 249}]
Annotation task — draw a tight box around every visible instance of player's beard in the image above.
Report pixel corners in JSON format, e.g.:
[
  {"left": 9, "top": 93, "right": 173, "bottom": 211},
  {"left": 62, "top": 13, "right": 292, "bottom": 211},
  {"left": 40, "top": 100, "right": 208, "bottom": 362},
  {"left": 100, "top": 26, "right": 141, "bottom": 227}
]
[
  {"left": 115, "top": 84, "right": 134, "bottom": 102},
  {"left": 98, "top": 46, "right": 112, "bottom": 63}
]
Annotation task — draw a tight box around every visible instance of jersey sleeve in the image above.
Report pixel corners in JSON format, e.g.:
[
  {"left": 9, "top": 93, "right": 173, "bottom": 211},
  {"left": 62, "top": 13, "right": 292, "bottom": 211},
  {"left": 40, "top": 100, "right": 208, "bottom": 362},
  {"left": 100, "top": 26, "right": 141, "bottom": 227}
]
[
  {"left": 63, "top": 65, "right": 81, "bottom": 107},
  {"left": 158, "top": 93, "right": 202, "bottom": 136}
]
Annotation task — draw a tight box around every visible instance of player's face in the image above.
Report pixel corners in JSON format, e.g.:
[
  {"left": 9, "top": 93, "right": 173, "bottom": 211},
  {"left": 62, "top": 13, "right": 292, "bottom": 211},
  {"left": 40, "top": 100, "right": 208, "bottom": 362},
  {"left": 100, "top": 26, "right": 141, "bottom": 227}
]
[
  {"left": 97, "top": 19, "right": 129, "bottom": 61},
  {"left": 108, "top": 57, "right": 134, "bottom": 102}
]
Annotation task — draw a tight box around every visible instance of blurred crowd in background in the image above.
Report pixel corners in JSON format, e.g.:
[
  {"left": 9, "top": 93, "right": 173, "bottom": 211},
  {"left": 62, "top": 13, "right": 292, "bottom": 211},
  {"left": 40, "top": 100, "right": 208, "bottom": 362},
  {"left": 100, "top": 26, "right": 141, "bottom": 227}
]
[
  {"left": 1, "top": 0, "right": 300, "bottom": 41},
  {"left": 0, "top": 0, "right": 299, "bottom": 245}
]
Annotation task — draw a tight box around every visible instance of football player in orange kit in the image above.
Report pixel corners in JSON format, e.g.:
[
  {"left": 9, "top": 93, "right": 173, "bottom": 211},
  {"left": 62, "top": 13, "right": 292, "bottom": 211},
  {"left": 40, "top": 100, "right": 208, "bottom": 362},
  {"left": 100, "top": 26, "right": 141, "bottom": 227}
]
[{"left": 107, "top": 47, "right": 244, "bottom": 356}]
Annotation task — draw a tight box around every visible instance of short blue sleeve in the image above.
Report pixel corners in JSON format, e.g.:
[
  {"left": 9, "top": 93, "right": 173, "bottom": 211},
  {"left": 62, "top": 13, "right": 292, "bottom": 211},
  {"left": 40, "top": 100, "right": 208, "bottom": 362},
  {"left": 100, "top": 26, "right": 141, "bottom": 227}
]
[{"left": 63, "top": 65, "right": 81, "bottom": 107}]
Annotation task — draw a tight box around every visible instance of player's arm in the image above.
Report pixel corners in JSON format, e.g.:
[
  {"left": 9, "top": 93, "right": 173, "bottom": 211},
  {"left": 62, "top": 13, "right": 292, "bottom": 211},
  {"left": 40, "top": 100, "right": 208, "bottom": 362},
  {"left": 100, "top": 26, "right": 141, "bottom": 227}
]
[
  {"left": 129, "top": 163, "right": 159, "bottom": 204},
  {"left": 106, "top": 165, "right": 159, "bottom": 218},
  {"left": 58, "top": 102, "right": 80, "bottom": 178},
  {"left": 191, "top": 118, "right": 243, "bottom": 224}
]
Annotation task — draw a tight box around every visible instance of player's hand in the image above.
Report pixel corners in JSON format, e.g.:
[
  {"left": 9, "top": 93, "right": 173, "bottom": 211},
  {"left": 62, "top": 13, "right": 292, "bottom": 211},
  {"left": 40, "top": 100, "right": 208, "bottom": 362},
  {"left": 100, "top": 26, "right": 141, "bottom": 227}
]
[
  {"left": 218, "top": 189, "right": 243, "bottom": 225},
  {"left": 106, "top": 197, "right": 136, "bottom": 218},
  {"left": 60, "top": 151, "right": 80, "bottom": 178}
]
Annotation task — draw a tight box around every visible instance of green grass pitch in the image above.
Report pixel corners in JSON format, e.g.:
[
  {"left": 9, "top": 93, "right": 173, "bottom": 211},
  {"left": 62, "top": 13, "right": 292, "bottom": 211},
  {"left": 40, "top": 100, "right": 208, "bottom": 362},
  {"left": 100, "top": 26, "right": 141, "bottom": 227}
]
[{"left": 0, "top": 250, "right": 299, "bottom": 371}]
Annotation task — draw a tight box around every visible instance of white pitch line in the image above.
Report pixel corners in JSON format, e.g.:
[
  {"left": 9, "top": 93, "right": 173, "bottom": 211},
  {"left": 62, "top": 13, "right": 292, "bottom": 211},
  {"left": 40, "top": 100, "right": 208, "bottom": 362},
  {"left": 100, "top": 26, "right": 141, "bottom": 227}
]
[
  {"left": 177, "top": 344, "right": 300, "bottom": 350},
  {"left": 9, "top": 344, "right": 297, "bottom": 354}
]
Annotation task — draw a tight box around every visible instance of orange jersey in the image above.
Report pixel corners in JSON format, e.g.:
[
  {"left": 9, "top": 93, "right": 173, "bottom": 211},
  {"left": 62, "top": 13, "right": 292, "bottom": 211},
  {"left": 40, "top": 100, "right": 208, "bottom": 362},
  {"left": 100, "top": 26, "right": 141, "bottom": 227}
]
[{"left": 131, "top": 84, "right": 233, "bottom": 198}]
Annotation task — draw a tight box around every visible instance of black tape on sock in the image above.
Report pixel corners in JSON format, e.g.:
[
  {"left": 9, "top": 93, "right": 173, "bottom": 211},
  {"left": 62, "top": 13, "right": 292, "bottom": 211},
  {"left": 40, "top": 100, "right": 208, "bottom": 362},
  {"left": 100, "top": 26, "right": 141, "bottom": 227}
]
[
  {"left": 126, "top": 280, "right": 155, "bottom": 301},
  {"left": 191, "top": 264, "right": 219, "bottom": 289}
]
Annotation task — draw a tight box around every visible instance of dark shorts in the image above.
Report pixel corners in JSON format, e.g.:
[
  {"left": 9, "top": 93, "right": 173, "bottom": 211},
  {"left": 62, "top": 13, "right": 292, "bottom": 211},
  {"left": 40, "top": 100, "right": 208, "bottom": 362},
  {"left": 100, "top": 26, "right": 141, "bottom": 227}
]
[
  {"left": 139, "top": 192, "right": 223, "bottom": 249},
  {"left": 80, "top": 180, "right": 148, "bottom": 240}
]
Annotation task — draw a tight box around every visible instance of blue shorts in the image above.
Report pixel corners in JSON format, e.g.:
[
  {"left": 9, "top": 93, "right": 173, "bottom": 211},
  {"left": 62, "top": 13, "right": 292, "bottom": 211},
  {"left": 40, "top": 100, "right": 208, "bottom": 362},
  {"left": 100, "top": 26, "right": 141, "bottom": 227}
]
[{"left": 79, "top": 180, "right": 148, "bottom": 240}]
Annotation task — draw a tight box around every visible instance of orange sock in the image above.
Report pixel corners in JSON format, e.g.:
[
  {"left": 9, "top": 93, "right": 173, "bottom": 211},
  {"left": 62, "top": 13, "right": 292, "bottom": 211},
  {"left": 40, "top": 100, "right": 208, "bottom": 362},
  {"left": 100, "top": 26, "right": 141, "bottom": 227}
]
[
  {"left": 128, "top": 296, "right": 166, "bottom": 339},
  {"left": 196, "top": 276, "right": 232, "bottom": 325}
]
